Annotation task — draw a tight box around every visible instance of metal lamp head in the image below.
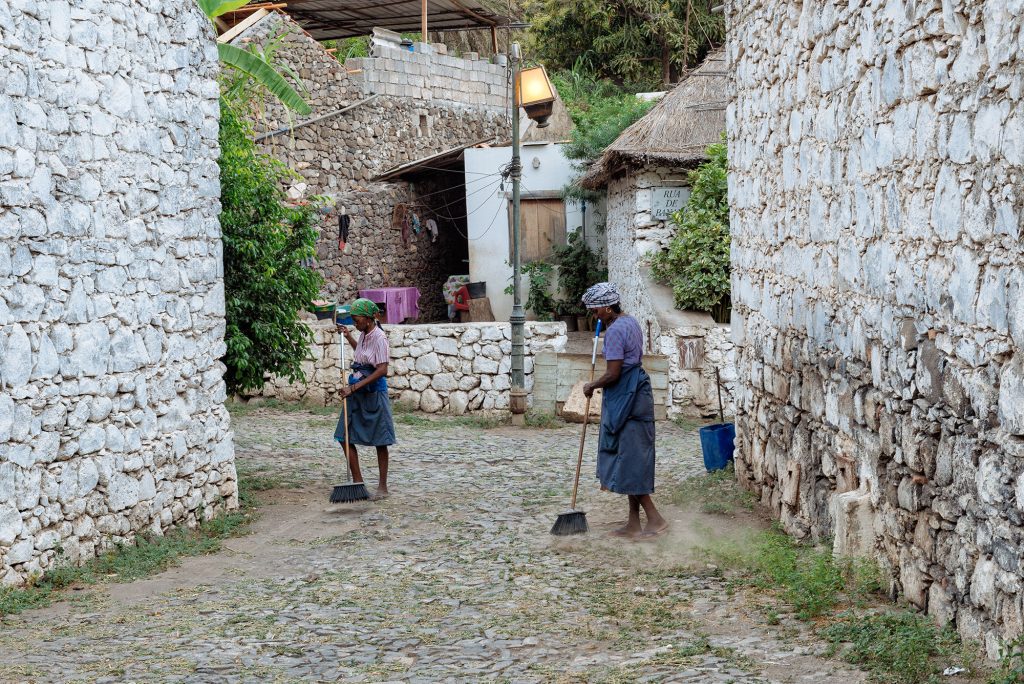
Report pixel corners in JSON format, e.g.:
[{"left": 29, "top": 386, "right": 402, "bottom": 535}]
[{"left": 516, "top": 65, "right": 555, "bottom": 128}]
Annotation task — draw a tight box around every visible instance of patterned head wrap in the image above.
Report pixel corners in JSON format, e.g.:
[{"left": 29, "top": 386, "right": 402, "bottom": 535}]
[
  {"left": 581, "top": 282, "right": 620, "bottom": 308},
  {"left": 348, "top": 298, "right": 380, "bottom": 318}
]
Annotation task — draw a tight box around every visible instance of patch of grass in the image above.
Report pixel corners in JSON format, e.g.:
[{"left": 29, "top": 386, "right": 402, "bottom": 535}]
[
  {"left": 672, "top": 415, "right": 718, "bottom": 432},
  {"left": 671, "top": 463, "right": 754, "bottom": 516},
  {"left": 395, "top": 413, "right": 432, "bottom": 427},
  {"left": 0, "top": 474, "right": 270, "bottom": 618},
  {"left": 824, "top": 611, "right": 966, "bottom": 684},
  {"left": 227, "top": 397, "right": 338, "bottom": 417},
  {"left": 990, "top": 634, "right": 1024, "bottom": 684},
  {"left": 524, "top": 410, "right": 564, "bottom": 429}
]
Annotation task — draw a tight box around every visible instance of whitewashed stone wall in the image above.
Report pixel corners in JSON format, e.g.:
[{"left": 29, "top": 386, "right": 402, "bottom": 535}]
[
  {"left": 0, "top": 1, "right": 233, "bottom": 585},
  {"left": 258, "top": 321, "right": 567, "bottom": 413},
  {"left": 605, "top": 167, "right": 736, "bottom": 418},
  {"left": 728, "top": 0, "right": 1024, "bottom": 657}
]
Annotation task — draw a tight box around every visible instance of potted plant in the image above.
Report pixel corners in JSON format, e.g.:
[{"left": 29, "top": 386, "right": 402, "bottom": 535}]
[
  {"left": 555, "top": 299, "right": 579, "bottom": 332},
  {"left": 552, "top": 230, "right": 606, "bottom": 333}
]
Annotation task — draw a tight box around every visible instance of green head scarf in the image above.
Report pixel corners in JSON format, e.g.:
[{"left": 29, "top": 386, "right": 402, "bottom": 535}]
[{"left": 348, "top": 298, "right": 380, "bottom": 318}]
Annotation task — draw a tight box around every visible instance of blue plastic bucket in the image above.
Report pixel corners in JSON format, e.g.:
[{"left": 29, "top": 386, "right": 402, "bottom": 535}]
[{"left": 699, "top": 422, "right": 736, "bottom": 472}]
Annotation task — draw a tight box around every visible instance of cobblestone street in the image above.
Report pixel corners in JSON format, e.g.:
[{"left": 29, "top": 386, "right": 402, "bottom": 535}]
[{"left": 0, "top": 410, "right": 869, "bottom": 683}]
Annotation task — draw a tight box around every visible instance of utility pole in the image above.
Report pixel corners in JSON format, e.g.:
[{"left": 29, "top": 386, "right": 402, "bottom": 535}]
[{"left": 509, "top": 42, "right": 527, "bottom": 422}]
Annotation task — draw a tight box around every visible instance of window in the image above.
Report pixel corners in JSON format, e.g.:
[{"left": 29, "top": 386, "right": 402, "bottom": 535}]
[{"left": 509, "top": 198, "right": 566, "bottom": 262}]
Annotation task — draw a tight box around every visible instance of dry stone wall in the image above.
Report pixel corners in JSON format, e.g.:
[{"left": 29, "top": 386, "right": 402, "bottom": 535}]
[
  {"left": 258, "top": 321, "right": 567, "bottom": 413},
  {"left": 728, "top": 0, "right": 1024, "bottom": 656},
  {"left": 0, "top": 1, "right": 233, "bottom": 584},
  {"left": 232, "top": 13, "right": 508, "bottom": 318}
]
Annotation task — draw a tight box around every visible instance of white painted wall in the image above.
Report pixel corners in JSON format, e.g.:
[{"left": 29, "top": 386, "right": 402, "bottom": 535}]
[{"left": 464, "top": 143, "right": 601, "bottom": 321}]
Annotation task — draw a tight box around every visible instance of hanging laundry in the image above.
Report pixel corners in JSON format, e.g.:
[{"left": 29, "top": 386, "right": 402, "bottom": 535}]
[
  {"left": 425, "top": 218, "right": 438, "bottom": 243},
  {"left": 411, "top": 212, "right": 422, "bottom": 235},
  {"left": 338, "top": 214, "right": 350, "bottom": 251}
]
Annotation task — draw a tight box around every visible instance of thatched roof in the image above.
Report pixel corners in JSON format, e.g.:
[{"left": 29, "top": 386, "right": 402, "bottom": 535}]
[{"left": 578, "top": 50, "right": 728, "bottom": 189}]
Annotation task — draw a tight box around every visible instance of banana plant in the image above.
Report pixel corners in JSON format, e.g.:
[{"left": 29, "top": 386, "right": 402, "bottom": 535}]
[{"left": 197, "top": 0, "right": 312, "bottom": 115}]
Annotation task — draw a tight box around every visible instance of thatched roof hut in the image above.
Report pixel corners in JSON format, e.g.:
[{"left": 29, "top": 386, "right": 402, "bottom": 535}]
[{"left": 578, "top": 50, "right": 728, "bottom": 189}]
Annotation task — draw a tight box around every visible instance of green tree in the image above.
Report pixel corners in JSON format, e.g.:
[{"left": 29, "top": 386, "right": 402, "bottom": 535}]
[
  {"left": 526, "top": 0, "right": 723, "bottom": 89},
  {"left": 650, "top": 142, "right": 729, "bottom": 315},
  {"left": 218, "top": 102, "right": 324, "bottom": 393},
  {"left": 197, "top": 0, "right": 311, "bottom": 115}
]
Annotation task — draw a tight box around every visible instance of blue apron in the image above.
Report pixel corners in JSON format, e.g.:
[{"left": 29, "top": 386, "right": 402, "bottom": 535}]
[
  {"left": 596, "top": 364, "right": 656, "bottom": 495},
  {"left": 334, "top": 362, "right": 395, "bottom": 447}
]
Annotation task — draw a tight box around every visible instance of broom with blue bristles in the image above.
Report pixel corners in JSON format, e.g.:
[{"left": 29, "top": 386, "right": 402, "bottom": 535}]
[
  {"left": 551, "top": 318, "right": 602, "bottom": 536},
  {"left": 331, "top": 306, "right": 370, "bottom": 504}
]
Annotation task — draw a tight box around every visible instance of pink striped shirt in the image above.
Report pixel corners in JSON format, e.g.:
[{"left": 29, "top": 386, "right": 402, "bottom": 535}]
[{"left": 353, "top": 325, "right": 389, "bottom": 378}]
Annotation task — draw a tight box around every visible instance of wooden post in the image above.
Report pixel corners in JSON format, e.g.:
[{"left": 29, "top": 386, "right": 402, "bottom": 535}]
[
  {"left": 490, "top": 25, "right": 498, "bottom": 54},
  {"left": 421, "top": 0, "right": 428, "bottom": 43}
]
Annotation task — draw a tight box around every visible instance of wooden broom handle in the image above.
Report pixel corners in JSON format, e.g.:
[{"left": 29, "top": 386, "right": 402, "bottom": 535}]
[
  {"left": 570, "top": 320, "right": 602, "bottom": 510},
  {"left": 570, "top": 362, "right": 597, "bottom": 510}
]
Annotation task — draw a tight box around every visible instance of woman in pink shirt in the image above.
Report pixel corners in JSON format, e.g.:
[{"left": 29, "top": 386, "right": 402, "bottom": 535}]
[{"left": 335, "top": 298, "right": 395, "bottom": 500}]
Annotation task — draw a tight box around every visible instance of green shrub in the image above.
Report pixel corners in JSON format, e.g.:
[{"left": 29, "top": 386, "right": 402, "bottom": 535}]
[
  {"left": 650, "top": 142, "right": 730, "bottom": 313},
  {"left": 505, "top": 260, "right": 557, "bottom": 321},
  {"left": 219, "top": 100, "right": 325, "bottom": 393},
  {"left": 552, "top": 230, "right": 606, "bottom": 315},
  {"left": 824, "top": 611, "right": 964, "bottom": 684}
]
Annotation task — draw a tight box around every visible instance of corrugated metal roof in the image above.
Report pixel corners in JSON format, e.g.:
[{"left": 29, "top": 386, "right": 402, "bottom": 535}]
[{"left": 273, "top": 0, "right": 514, "bottom": 40}]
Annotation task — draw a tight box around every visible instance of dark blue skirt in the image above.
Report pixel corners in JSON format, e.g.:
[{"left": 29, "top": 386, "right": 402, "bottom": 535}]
[
  {"left": 596, "top": 366, "right": 656, "bottom": 495},
  {"left": 335, "top": 391, "right": 396, "bottom": 447}
]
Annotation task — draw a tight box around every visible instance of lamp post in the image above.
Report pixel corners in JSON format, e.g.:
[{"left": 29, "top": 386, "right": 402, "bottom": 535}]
[{"left": 508, "top": 43, "right": 555, "bottom": 423}]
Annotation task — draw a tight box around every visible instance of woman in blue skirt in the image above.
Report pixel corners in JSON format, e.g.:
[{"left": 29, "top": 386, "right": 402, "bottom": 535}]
[
  {"left": 582, "top": 283, "right": 668, "bottom": 539},
  {"left": 336, "top": 298, "right": 396, "bottom": 500}
]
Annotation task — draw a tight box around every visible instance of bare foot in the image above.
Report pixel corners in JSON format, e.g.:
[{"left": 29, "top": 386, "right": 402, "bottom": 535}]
[
  {"left": 370, "top": 488, "right": 390, "bottom": 501},
  {"left": 639, "top": 521, "right": 669, "bottom": 538},
  {"left": 608, "top": 525, "right": 642, "bottom": 538}
]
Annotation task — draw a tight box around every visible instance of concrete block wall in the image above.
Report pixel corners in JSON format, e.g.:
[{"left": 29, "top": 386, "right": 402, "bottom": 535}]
[{"left": 728, "top": 0, "right": 1024, "bottom": 657}]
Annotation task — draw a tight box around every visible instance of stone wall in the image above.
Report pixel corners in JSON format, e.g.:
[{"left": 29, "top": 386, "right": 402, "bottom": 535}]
[
  {"left": 0, "top": 1, "right": 233, "bottom": 584},
  {"left": 604, "top": 167, "right": 736, "bottom": 419},
  {"left": 231, "top": 12, "right": 509, "bottom": 320},
  {"left": 258, "top": 321, "right": 567, "bottom": 413},
  {"left": 728, "top": 0, "right": 1024, "bottom": 656}
]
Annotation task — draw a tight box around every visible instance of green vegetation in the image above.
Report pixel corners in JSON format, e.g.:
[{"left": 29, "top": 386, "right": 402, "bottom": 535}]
[
  {"left": 322, "top": 36, "right": 371, "bottom": 61},
  {"left": 197, "top": 0, "right": 310, "bottom": 114},
  {"left": 226, "top": 398, "right": 340, "bottom": 417},
  {"left": 671, "top": 463, "right": 754, "bottom": 516},
  {"left": 219, "top": 101, "right": 325, "bottom": 393},
  {"left": 651, "top": 141, "right": 730, "bottom": 316},
  {"left": 505, "top": 261, "right": 557, "bottom": 321},
  {"left": 825, "top": 611, "right": 970, "bottom": 684},
  {"left": 0, "top": 470, "right": 282, "bottom": 618},
  {"left": 990, "top": 635, "right": 1024, "bottom": 684},
  {"left": 552, "top": 230, "right": 607, "bottom": 316},
  {"left": 526, "top": 0, "right": 724, "bottom": 90}
]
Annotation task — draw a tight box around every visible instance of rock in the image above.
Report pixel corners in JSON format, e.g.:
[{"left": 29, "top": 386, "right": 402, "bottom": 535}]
[
  {"left": 449, "top": 391, "right": 469, "bottom": 415},
  {"left": 420, "top": 389, "right": 443, "bottom": 413},
  {"left": 0, "top": 504, "right": 23, "bottom": 546},
  {"left": 432, "top": 337, "right": 458, "bottom": 356},
  {"left": 998, "top": 355, "right": 1024, "bottom": 435},
  {"left": 431, "top": 373, "right": 458, "bottom": 392},
  {"left": 415, "top": 353, "right": 442, "bottom": 375},
  {"left": 561, "top": 382, "right": 602, "bottom": 423},
  {"left": 1, "top": 324, "right": 32, "bottom": 388}
]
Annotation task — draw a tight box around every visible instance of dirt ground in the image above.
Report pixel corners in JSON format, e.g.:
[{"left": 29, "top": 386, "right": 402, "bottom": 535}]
[{"left": 0, "top": 410, "right": 887, "bottom": 683}]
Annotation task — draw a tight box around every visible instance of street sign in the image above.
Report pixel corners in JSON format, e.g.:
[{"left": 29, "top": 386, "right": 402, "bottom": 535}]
[{"left": 651, "top": 186, "right": 690, "bottom": 220}]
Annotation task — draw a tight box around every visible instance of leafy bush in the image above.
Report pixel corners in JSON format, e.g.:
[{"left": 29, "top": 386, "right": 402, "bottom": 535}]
[
  {"left": 505, "top": 261, "right": 556, "bottom": 321},
  {"left": 219, "top": 101, "right": 324, "bottom": 393},
  {"left": 561, "top": 93, "right": 654, "bottom": 165},
  {"left": 650, "top": 141, "right": 729, "bottom": 313},
  {"left": 552, "top": 230, "right": 606, "bottom": 315}
]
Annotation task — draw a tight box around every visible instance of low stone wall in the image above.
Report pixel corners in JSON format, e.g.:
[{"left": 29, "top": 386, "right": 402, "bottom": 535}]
[{"left": 258, "top": 321, "right": 567, "bottom": 413}]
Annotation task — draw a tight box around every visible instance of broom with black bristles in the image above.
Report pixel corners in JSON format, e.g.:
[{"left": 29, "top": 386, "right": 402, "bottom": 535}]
[
  {"left": 551, "top": 318, "right": 603, "bottom": 536},
  {"left": 331, "top": 309, "right": 370, "bottom": 504}
]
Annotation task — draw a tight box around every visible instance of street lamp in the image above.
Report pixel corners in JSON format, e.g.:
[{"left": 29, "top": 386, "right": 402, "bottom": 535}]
[{"left": 508, "top": 43, "right": 555, "bottom": 423}]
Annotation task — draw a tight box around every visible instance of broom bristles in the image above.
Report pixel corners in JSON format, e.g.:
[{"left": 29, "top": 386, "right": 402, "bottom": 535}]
[
  {"left": 330, "top": 482, "right": 370, "bottom": 503},
  {"left": 551, "top": 510, "right": 588, "bottom": 536}
]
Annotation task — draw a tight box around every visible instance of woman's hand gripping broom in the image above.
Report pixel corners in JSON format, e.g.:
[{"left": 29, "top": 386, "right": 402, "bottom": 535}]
[{"left": 550, "top": 319, "right": 602, "bottom": 536}]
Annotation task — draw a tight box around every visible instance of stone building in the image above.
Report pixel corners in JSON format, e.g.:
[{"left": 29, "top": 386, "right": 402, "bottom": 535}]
[
  {"left": 579, "top": 51, "right": 736, "bottom": 418},
  {"left": 728, "top": 0, "right": 1024, "bottom": 656},
  {"left": 228, "top": 11, "right": 511, "bottom": 322},
  {"left": 1, "top": 1, "right": 234, "bottom": 584}
]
